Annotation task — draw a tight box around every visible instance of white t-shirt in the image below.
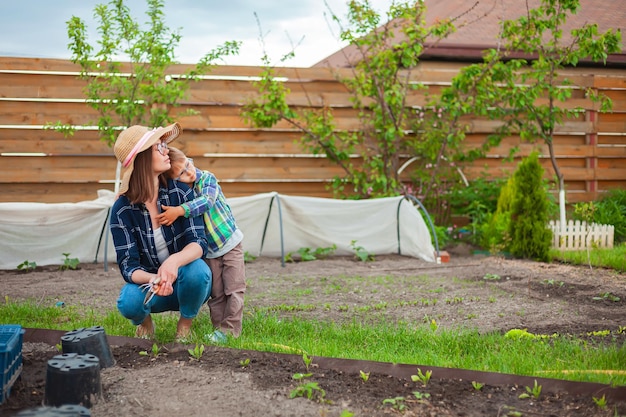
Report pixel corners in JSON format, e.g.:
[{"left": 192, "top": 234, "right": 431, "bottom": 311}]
[{"left": 153, "top": 227, "right": 169, "bottom": 263}]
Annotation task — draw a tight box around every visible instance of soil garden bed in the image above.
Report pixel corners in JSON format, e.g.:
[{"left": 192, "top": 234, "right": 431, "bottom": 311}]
[{"left": 0, "top": 245, "right": 625, "bottom": 416}]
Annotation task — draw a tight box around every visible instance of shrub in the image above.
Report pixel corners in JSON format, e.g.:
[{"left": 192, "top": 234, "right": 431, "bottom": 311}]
[
  {"left": 448, "top": 177, "right": 504, "bottom": 219},
  {"left": 431, "top": 225, "right": 452, "bottom": 249},
  {"left": 448, "top": 177, "right": 504, "bottom": 245},
  {"left": 479, "top": 176, "right": 516, "bottom": 253},
  {"left": 572, "top": 189, "right": 626, "bottom": 244},
  {"left": 508, "top": 152, "right": 553, "bottom": 261}
]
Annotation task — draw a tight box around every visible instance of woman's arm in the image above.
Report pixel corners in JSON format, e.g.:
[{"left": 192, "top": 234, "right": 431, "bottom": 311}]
[
  {"left": 155, "top": 182, "right": 208, "bottom": 295},
  {"left": 158, "top": 241, "right": 203, "bottom": 283},
  {"left": 109, "top": 197, "right": 145, "bottom": 283}
]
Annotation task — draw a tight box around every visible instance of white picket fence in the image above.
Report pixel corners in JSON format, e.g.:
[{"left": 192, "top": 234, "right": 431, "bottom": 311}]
[{"left": 548, "top": 220, "right": 614, "bottom": 250}]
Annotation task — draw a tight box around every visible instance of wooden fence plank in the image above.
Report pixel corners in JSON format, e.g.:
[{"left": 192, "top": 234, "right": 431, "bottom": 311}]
[
  {"left": 463, "top": 143, "right": 596, "bottom": 158},
  {"left": 0, "top": 128, "right": 309, "bottom": 155},
  {"left": 0, "top": 156, "right": 118, "bottom": 182},
  {"left": 0, "top": 155, "right": 351, "bottom": 182},
  {"left": 0, "top": 181, "right": 337, "bottom": 203},
  {"left": 0, "top": 183, "right": 114, "bottom": 204}
]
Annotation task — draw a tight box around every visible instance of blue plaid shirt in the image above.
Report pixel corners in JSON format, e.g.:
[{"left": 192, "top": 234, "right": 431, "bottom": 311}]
[{"left": 109, "top": 179, "right": 208, "bottom": 283}]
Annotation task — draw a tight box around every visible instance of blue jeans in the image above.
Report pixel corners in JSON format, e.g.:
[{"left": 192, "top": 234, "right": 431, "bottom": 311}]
[{"left": 117, "top": 259, "right": 212, "bottom": 326}]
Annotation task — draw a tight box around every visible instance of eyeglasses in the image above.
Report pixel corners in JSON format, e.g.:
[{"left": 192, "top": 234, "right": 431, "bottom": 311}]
[
  {"left": 175, "top": 158, "right": 193, "bottom": 181},
  {"left": 156, "top": 141, "right": 169, "bottom": 156}
]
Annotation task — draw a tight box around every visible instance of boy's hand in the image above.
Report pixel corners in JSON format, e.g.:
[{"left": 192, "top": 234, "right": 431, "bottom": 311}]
[{"left": 156, "top": 205, "right": 185, "bottom": 226}]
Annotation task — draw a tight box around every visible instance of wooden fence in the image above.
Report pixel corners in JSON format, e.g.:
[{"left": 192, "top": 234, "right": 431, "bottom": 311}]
[
  {"left": 0, "top": 57, "right": 625, "bottom": 204},
  {"left": 548, "top": 220, "right": 615, "bottom": 250}
]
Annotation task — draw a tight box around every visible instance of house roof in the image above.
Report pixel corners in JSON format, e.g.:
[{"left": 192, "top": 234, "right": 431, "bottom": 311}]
[{"left": 314, "top": 0, "right": 626, "bottom": 67}]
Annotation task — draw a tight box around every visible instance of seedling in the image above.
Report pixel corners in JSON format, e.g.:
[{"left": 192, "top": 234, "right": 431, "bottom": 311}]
[
  {"left": 313, "top": 244, "right": 336, "bottom": 259},
  {"left": 350, "top": 240, "right": 374, "bottom": 262},
  {"left": 140, "top": 343, "right": 162, "bottom": 357},
  {"left": 519, "top": 380, "right": 542, "bottom": 399},
  {"left": 382, "top": 396, "right": 406, "bottom": 411},
  {"left": 55, "top": 343, "right": 62, "bottom": 352},
  {"left": 339, "top": 411, "right": 354, "bottom": 417},
  {"left": 60, "top": 253, "right": 80, "bottom": 270},
  {"left": 17, "top": 260, "right": 37, "bottom": 272},
  {"left": 243, "top": 251, "right": 257, "bottom": 263},
  {"left": 297, "top": 247, "right": 317, "bottom": 261},
  {"left": 359, "top": 370, "right": 370, "bottom": 382},
  {"left": 289, "top": 381, "right": 326, "bottom": 401},
  {"left": 188, "top": 343, "right": 205, "bottom": 360},
  {"left": 483, "top": 273, "right": 501, "bottom": 281},
  {"left": 302, "top": 352, "right": 312, "bottom": 371},
  {"left": 285, "top": 245, "right": 337, "bottom": 262},
  {"left": 592, "top": 394, "right": 607, "bottom": 409},
  {"left": 240, "top": 358, "right": 251, "bottom": 368},
  {"left": 413, "top": 391, "right": 431, "bottom": 401},
  {"left": 471, "top": 381, "right": 484, "bottom": 391},
  {"left": 411, "top": 368, "right": 432, "bottom": 386},
  {"left": 593, "top": 292, "right": 620, "bottom": 302},
  {"left": 289, "top": 373, "right": 326, "bottom": 402},
  {"left": 543, "top": 279, "right": 564, "bottom": 287},
  {"left": 429, "top": 319, "right": 438, "bottom": 332},
  {"left": 445, "top": 296, "right": 464, "bottom": 304}
]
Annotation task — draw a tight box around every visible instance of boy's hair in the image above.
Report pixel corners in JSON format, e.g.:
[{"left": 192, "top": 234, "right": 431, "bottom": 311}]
[{"left": 167, "top": 146, "right": 187, "bottom": 177}]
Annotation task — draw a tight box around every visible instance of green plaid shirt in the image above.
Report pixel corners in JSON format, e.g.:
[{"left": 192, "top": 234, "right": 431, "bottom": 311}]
[{"left": 180, "top": 168, "right": 240, "bottom": 254}]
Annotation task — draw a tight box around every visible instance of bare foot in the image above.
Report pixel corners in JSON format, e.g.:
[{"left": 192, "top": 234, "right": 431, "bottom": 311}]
[
  {"left": 176, "top": 317, "right": 193, "bottom": 339},
  {"left": 135, "top": 315, "right": 155, "bottom": 339}
]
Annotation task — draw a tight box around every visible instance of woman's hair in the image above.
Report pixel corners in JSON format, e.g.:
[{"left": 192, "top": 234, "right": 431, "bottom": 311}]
[
  {"left": 126, "top": 147, "right": 156, "bottom": 204},
  {"left": 167, "top": 146, "right": 187, "bottom": 177}
]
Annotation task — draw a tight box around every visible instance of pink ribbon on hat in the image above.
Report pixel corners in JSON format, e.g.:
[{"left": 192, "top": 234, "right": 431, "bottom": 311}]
[{"left": 122, "top": 128, "right": 158, "bottom": 168}]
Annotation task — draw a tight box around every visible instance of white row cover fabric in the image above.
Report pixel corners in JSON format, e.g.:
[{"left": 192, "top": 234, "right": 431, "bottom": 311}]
[{"left": 0, "top": 190, "right": 436, "bottom": 270}]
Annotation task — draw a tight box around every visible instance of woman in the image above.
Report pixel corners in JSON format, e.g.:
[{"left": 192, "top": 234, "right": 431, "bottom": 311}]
[{"left": 109, "top": 122, "right": 212, "bottom": 340}]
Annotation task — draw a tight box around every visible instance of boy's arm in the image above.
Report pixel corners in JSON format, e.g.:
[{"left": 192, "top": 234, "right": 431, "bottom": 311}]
[
  {"left": 184, "top": 170, "right": 220, "bottom": 218},
  {"left": 155, "top": 205, "right": 186, "bottom": 226}
]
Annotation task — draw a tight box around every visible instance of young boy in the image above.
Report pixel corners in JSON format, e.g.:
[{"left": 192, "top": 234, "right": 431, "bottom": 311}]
[{"left": 157, "top": 147, "right": 245, "bottom": 342}]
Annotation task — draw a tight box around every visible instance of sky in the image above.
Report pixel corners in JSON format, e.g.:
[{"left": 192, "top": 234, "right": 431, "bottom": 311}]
[{"left": 0, "top": 0, "right": 392, "bottom": 67}]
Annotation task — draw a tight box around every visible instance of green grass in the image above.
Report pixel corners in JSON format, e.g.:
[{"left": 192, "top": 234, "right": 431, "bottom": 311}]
[
  {"left": 2, "top": 298, "right": 624, "bottom": 387},
  {"left": 550, "top": 243, "right": 626, "bottom": 272},
  {"left": 3, "top": 247, "right": 625, "bottom": 388}
]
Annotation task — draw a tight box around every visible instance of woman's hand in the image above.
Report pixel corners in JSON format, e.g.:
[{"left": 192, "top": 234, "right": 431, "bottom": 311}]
[{"left": 154, "top": 258, "right": 180, "bottom": 296}]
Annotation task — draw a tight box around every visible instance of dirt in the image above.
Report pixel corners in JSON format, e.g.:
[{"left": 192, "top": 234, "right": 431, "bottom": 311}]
[{"left": 1, "top": 244, "right": 625, "bottom": 416}]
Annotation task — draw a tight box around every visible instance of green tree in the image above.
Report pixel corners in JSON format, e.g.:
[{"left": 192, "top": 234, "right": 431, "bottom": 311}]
[
  {"left": 60, "top": 0, "right": 239, "bottom": 191},
  {"left": 449, "top": 0, "right": 622, "bottom": 226},
  {"left": 508, "top": 152, "right": 553, "bottom": 261},
  {"left": 243, "top": 0, "right": 463, "bottom": 202}
]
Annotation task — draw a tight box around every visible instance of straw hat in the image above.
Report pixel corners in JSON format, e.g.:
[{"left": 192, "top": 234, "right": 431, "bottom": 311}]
[{"left": 113, "top": 122, "right": 182, "bottom": 194}]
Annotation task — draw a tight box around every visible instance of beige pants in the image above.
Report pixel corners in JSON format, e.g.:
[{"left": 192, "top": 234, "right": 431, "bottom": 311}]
[{"left": 206, "top": 243, "right": 246, "bottom": 337}]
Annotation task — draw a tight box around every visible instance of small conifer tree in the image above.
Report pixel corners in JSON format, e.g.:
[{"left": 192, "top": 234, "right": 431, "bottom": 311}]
[
  {"left": 479, "top": 176, "right": 516, "bottom": 254},
  {"left": 508, "top": 152, "right": 553, "bottom": 261}
]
